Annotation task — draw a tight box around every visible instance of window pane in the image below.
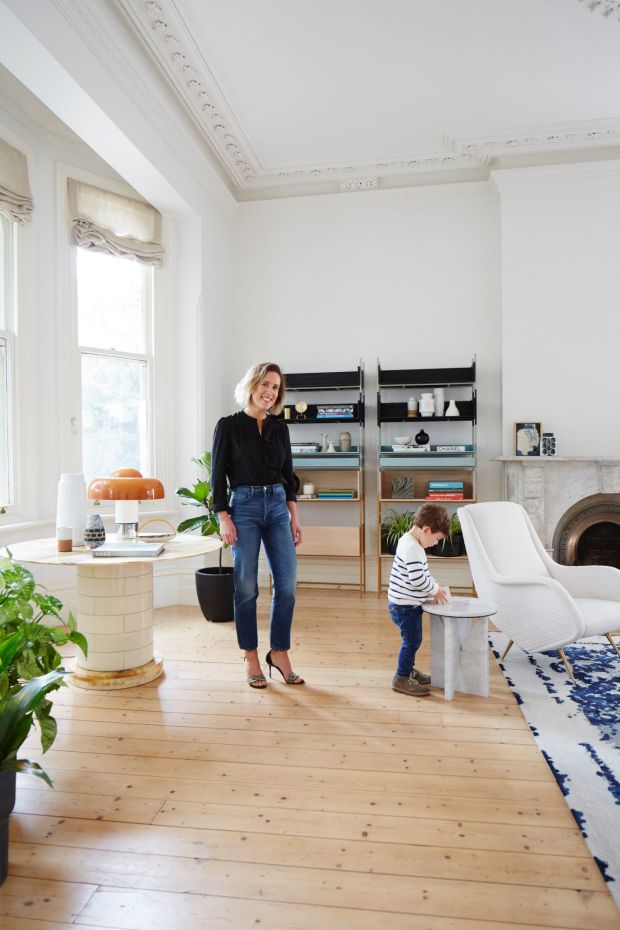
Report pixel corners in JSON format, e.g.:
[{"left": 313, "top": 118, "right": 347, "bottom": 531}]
[
  {"left": 0, "top": 339, "right": 10, "bottom": 505},
  {"left": 77, "top": 249, "right": 145, "bottom": 352},
  {"left": 81, "top": 354, "right": 148, "bottom": 482}
]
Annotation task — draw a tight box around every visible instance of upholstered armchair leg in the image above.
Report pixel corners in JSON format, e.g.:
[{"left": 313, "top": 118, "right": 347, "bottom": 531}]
[
  {"left": 605, "top": 632, "right": 620, "bottom": 658},
  {"left": 558, "top": 648, "right": 576, "bottom": 685},
  {"left": 500, "top": 640, "right": 514, "bottom": 661}
]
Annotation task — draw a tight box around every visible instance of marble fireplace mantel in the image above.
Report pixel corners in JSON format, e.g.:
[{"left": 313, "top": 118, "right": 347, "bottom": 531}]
[{"left": 495, "top": 457, "right": 620, "bottom": 552}]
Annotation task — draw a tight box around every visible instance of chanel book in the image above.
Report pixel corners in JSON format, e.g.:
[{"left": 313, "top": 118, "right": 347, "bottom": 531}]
[{"left": 92, "top": 541, "right": 165, "bottom": 558}]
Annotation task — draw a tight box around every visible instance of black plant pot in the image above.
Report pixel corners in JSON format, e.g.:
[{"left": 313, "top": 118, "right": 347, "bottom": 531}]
[
  {"left": 195, "top": 567, "right": 234, "bottom": 622},
  {"left": 428, "top": 534, "right": 465, "bottom": 558},
  {"left": 0, "top": 770, "right": 16, "bottom": 886}
]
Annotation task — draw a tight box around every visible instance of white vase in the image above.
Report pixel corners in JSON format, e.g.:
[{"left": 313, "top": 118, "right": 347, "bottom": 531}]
[
  {"left": 419, "top": 393, "right": 435, "bottom": 417},
  {"left": 433, "top": 388, "right": 445, "bottom": 416},
  {"left": 56, "top": 473, "right": 86, "bottom": 546},
  {"left": 445, "top": 399, "right": 459, "bottom": 417}
]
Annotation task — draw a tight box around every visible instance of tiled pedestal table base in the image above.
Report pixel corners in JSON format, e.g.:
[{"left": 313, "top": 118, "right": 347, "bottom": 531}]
[
  {"left": 72, "top": 562, "right": 160, "bottom": 690},
  {"left": 425, "top": 596, "right": 497, "bottom": 701},
  {"left": 8, "top": 534, "right": 223, "bottom": 690}
]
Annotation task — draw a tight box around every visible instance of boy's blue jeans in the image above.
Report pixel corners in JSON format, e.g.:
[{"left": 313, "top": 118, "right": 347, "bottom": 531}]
[
  {"left": 388, "top": 602, "right": 423, "bottom": 677},
  {"left": 231, "top": 484, "right": 296, "bottom": 652}
]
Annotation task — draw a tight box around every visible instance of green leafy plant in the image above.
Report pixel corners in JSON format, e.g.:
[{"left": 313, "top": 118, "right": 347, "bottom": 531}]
[
  {"left": 450, "top": 511, "right": 461, "bottom": 542},
  {"left": 176, "top": 452, "right": 228, "bottom": 570},
  {"left": 381, "top": 509, "right": 416, "bottom": 553},
  {"left": 0, "top": 552, "right": 87, "bottom": 785}
]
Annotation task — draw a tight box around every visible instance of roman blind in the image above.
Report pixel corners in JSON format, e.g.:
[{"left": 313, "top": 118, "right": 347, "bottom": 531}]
[
  {"left": 68, "top": 179, "right": 164, "bottom": 266},
  {"left": 0, "top": 137, "right": 33, "bottom": 223}
]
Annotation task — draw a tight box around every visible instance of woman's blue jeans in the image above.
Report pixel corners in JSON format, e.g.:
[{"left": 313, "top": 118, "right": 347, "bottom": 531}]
[
  {"left": 230, "top": 484, "right": 297, "bottom": 652},
  {"left": 388, "top": 602, "right": 423, "bottom": 677}
]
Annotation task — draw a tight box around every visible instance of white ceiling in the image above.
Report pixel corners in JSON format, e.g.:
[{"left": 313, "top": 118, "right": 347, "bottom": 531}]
[{"left": 21, "top": 0, "right": 620, "bottom": 199}]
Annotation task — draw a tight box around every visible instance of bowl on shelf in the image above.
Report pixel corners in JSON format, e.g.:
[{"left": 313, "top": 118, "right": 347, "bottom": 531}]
[{"left": 393, "top": 436, "right": 412, "bottom": 446}]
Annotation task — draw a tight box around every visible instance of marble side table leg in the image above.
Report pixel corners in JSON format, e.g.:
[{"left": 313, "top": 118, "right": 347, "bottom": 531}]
[
  {"left": 70, "top": 562, "right": 163, "bottom": 690},
  {"left": 430, "top": 614, "right": 489, "bottom": 701}
]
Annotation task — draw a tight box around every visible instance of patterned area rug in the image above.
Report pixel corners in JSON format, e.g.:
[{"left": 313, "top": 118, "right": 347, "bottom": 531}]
[{"left": 488, "top": 632, "right": 620, "bottom": 908}]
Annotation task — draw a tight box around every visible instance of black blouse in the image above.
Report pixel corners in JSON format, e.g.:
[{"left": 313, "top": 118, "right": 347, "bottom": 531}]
[{"left": 211, "top": 411, "right": 297, "bottom": 513}]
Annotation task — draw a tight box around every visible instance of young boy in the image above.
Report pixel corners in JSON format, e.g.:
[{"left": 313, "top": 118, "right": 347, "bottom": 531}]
[{"left": 387, "top": 503, "right": 451, "bottom": 696}]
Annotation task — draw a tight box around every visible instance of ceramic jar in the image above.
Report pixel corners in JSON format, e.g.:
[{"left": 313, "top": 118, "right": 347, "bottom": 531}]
[
  {"left": 419, "top": 393, "right": 435, "bottom": 417},
  {"left": 407, "top": 396, "right": 418, "bottom": 417},
  {"left": 339, "top": 431, "right": 352, "bottom": 452},
  {"left": 433, "top": 387, "right": 445, "bottom": 416},
  {"left": 84, "top": 512, "right": 106, "bottom": 549},
  {"left": 56, "top": 473, "right": 86, "bottom": 547}
]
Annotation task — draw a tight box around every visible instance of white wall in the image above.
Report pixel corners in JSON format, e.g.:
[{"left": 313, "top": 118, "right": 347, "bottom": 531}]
[
  {"left": 233, "top": 182, "right": 503, "bottom": 586},
  {"left": 495, "top": 161, "right": 620, "bottom": 457}
]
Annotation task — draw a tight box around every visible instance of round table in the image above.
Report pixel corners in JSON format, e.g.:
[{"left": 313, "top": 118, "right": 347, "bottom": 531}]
[
  {"left": 9, "top": 535, "right": 222, "bottom": 690},
  {"left": 424, "top": 596, "right": 497, "bottom": 701}
]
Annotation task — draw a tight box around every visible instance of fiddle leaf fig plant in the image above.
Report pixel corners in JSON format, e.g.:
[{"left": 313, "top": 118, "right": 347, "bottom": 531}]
[
  {"left": 176, "top": 451, "right": 229, "bottom": 570},
  {"left": 0, "top": 551, "right": 86, "bottom": 785}
]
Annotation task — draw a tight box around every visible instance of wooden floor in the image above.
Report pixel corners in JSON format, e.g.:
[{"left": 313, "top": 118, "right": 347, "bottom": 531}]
[{"left": 2, "top": 589, "right": 619, "bottom": 930}]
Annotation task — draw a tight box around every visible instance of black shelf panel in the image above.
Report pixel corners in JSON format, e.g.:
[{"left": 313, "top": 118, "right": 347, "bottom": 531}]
[
  {"left": 379, "top": 399, "right": 475, "bottom": 423},
  {"left": 286, "top": 369, "right": 362, "bottom": 391},
  {"left": 378, "top": 363, "right": 475, "bottom": 388},
  {"left": 280, "top": 401, "right": 364, "bottom": 425}
]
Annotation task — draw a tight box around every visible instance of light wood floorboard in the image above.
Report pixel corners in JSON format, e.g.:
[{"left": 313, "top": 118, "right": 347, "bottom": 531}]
[{"left": 3, "top": 589, "right": 619, "bottom": 930}]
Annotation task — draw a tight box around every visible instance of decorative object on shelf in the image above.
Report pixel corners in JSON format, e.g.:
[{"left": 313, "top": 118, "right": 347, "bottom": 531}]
[
  {"left": 320, "top": 433, "right": 329, "bottom": 453},
  {"left": 515, "top": 422, "right": 541, "bottom": 457},
  {"left": 56, "top": 473, "right": 86, "bottom": 547},
  {"left": 415, "top": 429, "right": 430, "bottom": 445},
  {"left": 542, "top": 432, "right": 557, "bottom": 457},
  {"left": 394, "top": 435, "right": 412, "bottom": 446},
  {"left": 445, "top": 399, "right": 459, "bottom": 417},
  {"left": 316, "top": 404, "right": 354, "bottom": 419},
  {"left": 290, "top": 442, "right": 320, "bottom": 453},
  {"left": 391, "top": 476, "right": 414, "bottom": 499},
  {"left": 294, "top": 400, "right": 308, "bottom": 419},
  {"left": 303, "top": 483, "right": 315, "bottom": 495},
  {"left": 407, "top": 396, "right": 418, "bottom": 417},
  {"left": 88, "top": 468, "right": 165, "bottom": 539},
  {"left": 433, "top": 387, "right": 445, "bottom": 416},
  {"left": 283, "top": 406, "right": 291, "bottom": 420},
  {"left": 419, "top": 393, "right": 435, "bottom": 417},
  {"left": 84, "top": 513, "right": 106, "bottom": 549},
  {"left": 327, "top": 440, "right": 336, "bottom": 453},
  {"left": 339, "top": 430, "right": 352, "bottom": 452}
]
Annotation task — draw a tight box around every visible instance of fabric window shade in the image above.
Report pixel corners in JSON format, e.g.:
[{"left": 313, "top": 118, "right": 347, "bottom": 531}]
[
  {"left": 68, "top": 180, "right": 164, "bottom": 266},
  {"left": 0, "top": 137, "right": 33, "bottom": 224}
]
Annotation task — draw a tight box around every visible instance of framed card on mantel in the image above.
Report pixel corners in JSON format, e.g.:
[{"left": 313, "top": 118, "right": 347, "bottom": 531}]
[{"left": 515, "top": 422, "right": 541, "bottom": 457}]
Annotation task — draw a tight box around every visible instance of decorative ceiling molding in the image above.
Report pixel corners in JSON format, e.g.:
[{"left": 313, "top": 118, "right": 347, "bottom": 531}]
[
  {"left": 114, "top": 0, "right": 620, "bottom": 196},
  {"left": 491, "top": 159, "right": 620, "bottom": 188},
  {"left": 578, "top": 0, "right": 620, "bottom": 21}
]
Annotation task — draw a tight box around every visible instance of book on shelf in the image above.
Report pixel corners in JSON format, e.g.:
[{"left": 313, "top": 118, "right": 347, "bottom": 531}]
[
  {"left": 426, "top": 493, "right": 464, "bottom": 501},
  {"left": 428, "top": 481, "right": 464, "bottom": 490},
  {"left": 432, "top": 444, "right": 474, "bottom": 453},
  {"left": 92, "top": 541, "right": 165, "bottom": 558}
]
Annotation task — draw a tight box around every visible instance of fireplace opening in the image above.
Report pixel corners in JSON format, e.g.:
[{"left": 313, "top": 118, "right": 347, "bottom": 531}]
[
  {"left": 574, "top": 521, "right": 620, "bottom": 569},
  {"left": 552, "top": 494, "right": 620, "bottom": 566}
]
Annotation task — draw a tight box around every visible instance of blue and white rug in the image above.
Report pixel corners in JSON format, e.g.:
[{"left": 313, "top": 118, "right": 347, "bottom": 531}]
[{"left": 489, "top": 632, "right": 620, "bottom": 907}]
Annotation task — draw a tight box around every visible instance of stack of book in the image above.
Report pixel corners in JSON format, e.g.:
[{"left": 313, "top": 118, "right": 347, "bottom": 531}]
[
  {"left": 316, "top": 404, "right": 354, "bottom": 419},
  {"left": 316, "top": 488, "right": 356, "bottom": 500},
  {"left": 426, "top": 480, "right": 464, "bottom": 501}
]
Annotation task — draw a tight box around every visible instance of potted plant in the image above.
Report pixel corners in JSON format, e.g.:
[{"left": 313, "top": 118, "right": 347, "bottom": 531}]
[
  {"left": 0, "top": 553, "right": 87, "bottom": 885},
  {"left": 176, "top": 452, "right": 234, "bottom": 622},
  {"left": 381, "top": 509, "right": 416, "bottom": 555},
  {"left": 428, "top": 511, "right": 465, "bottom": 558}
]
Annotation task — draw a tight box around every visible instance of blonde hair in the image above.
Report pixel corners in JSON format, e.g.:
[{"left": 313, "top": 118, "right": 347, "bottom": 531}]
[{"left": 234, "top": 362, "right": 286, "bottom": 415}]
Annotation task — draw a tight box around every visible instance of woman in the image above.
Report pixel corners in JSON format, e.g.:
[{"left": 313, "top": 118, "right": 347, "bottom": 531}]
[{"left": 212, "top": 362, "right": 304, "bottom": 688}]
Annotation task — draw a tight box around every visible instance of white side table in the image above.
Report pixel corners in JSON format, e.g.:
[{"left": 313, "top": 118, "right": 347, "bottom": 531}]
[
  {"left": 9, "top": 535, "right": 222, "bottom": 690},
  {"left": 424, "top": 597, "right": 497, "bottom": 701}
]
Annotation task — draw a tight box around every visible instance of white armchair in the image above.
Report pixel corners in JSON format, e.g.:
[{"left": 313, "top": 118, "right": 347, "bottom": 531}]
[{"left": 459, "top": 501, "right": 620, "bottom": 682}]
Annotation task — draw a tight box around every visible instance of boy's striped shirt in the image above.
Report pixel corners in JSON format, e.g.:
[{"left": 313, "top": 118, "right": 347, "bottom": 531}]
[{"left": 387, "top": 531, "right": 438, "bottom": 605}]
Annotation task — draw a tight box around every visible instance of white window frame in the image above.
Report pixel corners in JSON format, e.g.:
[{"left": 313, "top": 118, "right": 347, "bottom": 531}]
[{"left": 58, "top": 164, "right": 173, "bottom": 515}]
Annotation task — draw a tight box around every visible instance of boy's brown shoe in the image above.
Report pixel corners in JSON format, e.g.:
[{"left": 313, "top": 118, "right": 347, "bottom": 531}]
[
  {"left": 410, "top": 667, "right": 431, "bottom": 686},
  {"left": 392, "top": 674, "right": 430, "bottom": 697}
]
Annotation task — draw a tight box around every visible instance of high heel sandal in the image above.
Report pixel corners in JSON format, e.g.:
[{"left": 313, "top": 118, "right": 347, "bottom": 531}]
[
  {"left": 265, "top": 650, "right": 305, "bottom": 685},
  {"left": 244, "top": 655, "right": 267, "bottom": 689}
]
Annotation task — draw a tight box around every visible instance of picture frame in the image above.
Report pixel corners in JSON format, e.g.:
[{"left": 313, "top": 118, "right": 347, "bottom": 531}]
[{"left": 515, "top": 422, "right": 542, "bottom": 457}]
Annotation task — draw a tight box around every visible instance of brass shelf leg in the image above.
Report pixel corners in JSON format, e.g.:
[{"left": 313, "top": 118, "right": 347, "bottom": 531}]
[
  {"left": 605, "top": 632, "right": 620, "bottom": 658},
  {"left": 500, "top": 639, "right": 514, "bottom": 661}
]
